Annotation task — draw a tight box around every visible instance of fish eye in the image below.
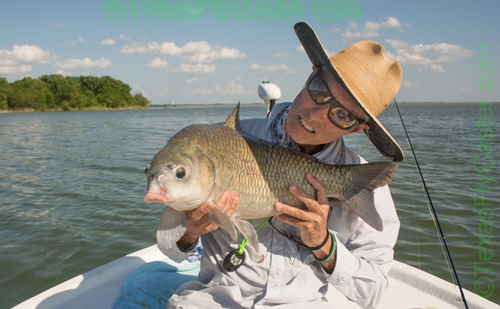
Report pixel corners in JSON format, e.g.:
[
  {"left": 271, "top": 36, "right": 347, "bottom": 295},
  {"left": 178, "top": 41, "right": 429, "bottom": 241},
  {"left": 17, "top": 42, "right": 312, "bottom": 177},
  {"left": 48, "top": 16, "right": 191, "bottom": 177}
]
[{"left": 176, "top": 167, "right": 186, "bottom": 179}]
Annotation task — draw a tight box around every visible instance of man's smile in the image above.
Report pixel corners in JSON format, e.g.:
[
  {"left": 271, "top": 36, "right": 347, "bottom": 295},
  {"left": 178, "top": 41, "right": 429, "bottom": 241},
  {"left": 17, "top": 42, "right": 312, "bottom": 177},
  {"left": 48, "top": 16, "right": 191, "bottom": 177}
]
[{"left": 300, "top": 117, "right": 315, "bottom": 133}]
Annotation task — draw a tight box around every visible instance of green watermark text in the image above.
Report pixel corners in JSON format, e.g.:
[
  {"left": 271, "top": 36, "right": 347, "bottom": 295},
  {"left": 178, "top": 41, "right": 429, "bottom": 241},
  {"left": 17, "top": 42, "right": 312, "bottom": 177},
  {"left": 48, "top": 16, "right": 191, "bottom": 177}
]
[
  {"left": 473, "top": 43, "right": 495, "bottom": 299},
  {"left": 104, "top": 0, "right": 362, "bottom": 26}
]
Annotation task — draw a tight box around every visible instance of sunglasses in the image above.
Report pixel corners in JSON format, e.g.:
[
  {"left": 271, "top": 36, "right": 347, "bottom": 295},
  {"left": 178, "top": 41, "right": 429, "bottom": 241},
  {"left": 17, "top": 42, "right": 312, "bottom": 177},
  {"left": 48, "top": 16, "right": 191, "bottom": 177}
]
[{"left": 306, "top": 68, "right": 363, "bottom": 130}]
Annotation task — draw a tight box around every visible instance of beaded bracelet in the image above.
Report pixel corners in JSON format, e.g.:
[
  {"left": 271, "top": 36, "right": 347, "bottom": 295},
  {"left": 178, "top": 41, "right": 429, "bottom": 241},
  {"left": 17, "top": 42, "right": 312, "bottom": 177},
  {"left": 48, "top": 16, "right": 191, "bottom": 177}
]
[
  {"left": 307, "top": 230, "right": 330, "bottom": 251},
  {"left": 315, "top": 232, "right": 336, "bottom": 263}
]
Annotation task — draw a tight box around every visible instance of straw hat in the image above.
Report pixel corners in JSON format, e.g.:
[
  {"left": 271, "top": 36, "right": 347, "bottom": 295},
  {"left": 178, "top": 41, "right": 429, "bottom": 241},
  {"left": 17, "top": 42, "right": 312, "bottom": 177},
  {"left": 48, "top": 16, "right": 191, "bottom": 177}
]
[{"left": 294, "top": 22, "right": 404, "bottom": 162}]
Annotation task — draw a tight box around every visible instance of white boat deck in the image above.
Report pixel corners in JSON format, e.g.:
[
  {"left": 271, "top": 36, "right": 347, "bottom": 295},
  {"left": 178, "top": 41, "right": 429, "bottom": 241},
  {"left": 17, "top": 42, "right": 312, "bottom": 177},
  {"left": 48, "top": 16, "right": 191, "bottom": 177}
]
[{"left": 13, "top": 245, "right": 499, "bottom": 309}]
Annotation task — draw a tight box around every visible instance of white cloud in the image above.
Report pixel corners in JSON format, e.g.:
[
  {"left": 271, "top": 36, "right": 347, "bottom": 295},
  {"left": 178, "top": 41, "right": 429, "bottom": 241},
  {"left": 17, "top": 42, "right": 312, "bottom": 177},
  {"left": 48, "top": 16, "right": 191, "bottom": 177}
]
[
  {"left": 215, "top": 81, "right": 246, "bottom": 95},
  {"left": 193, "top": 88, "right": 214, "bottom": 95},
  {"left": 101, "top": 39, "right": 116, "bottom": 46},
  {"left": 251, "top": 63, "right": 288, "bottom": 72},
  {"left": 120, "top": 40, "right": 245, "bottom": 64},
  {"left": 53, "top": 57, "right": 112, "bottom": 69},
  {"left": 51, "top": 22, "right": 73, "bottom": 29},
  {"left": 56, "top": 69, "right": 72, "bottom": 76},
  {"left": 185, "top": 78, "right": 198, "bottom": 84},
  {"left": 385, "top": 39, "right": 473, "bottom": 73},
  {"left": 250, "top": 63, "right": 297, "bottom": 74},
  {"left": 273, "top": 52, "right": 292, "bottom": 58},
  {"left": 342, "top": 17, "right": 402, "bottom": 41},
  {"left": 119, "top": 34, "right": 132, "bottom": 42},
  {"left": 61, "top": 37, "right": 84, "bottom": 46},
  {"left": 146, "top": 57, "right": 168, "bottom": 68},
  {"left": 171, "top": 63, "right": 216, "bottom": 73},
  {"left": 0, "top": 65, "right": 32, "bottom": 74},
  {"left": 428, "top": 64, "right": 446, "bottom": 73},
  {"left": 0, "top": 59, "right": 17, "bottom": 66},
  {"left": 296, "top": 44, "right": 334, "bottom": 57},
  {"left": 403, "top": 80, "right": 419, "bottom": 88},
  {"left": 460, "top": 86, "right": 472, "bottom": 92},
  {"left": 0, "top": 45, "right": 54, "bottom": 64},
  {"left": 159, "top": 87, "right": 169, "bottom": 96}
]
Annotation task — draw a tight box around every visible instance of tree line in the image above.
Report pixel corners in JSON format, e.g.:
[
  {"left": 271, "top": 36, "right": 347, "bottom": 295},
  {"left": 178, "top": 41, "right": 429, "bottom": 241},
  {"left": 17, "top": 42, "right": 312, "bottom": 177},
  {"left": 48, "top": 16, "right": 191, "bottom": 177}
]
[{"left": 0, "top": 74, "right": 150, "bottom": 112}]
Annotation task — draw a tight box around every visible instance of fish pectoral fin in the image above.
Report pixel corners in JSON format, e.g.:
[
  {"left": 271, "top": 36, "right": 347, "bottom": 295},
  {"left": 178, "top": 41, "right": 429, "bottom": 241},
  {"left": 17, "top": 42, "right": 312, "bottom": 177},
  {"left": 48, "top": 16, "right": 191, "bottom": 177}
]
[
  {"left": 208, "top": 202, "right": 238, "bottom": 241},
  {"left": 156, "top": 207, "right": 188, "bottom": 255},
  {"left": 343, "top": 190, "right": 383, "bottom": 232},
  {"left": 233, "top": 217, "right": 259, "bottom": 252}
]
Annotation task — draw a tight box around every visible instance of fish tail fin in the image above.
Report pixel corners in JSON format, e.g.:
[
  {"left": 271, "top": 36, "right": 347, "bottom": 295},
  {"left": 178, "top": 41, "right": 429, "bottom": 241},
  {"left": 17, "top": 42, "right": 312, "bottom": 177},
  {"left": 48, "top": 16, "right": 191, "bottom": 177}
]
[{"left": 341, "top": 162, "right": 398, "bottom": 232}]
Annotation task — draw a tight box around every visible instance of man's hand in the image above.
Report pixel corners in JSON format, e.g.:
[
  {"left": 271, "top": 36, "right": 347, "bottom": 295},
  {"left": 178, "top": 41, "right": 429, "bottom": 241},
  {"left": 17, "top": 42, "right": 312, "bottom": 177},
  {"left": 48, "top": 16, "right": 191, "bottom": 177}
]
[
  {"left": 177, "top": 190, "right": 239, "bottom": 252},
  {"left": 275, "top": 173, "right": 336, "bottom": 272}
]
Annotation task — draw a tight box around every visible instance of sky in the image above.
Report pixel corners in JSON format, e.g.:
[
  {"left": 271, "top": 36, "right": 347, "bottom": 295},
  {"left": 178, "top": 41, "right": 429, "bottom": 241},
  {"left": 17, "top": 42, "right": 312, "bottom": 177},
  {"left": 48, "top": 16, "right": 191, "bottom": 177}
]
[{"left": 0, "top": 0, "right": 499, "bottom": 105}]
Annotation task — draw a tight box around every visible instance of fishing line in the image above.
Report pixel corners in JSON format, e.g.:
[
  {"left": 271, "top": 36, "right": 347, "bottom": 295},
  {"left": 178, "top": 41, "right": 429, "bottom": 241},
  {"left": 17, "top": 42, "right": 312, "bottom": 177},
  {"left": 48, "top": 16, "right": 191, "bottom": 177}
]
[{"left": 393, "top": 99, "right": 469, "bottom": 309}]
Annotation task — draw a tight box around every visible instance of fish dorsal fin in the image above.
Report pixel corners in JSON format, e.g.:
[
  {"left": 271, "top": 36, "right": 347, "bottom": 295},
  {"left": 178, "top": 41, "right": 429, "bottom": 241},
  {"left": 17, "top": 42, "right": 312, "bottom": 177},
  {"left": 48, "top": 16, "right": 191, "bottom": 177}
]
[{"left": 223, "top": 102, "right": 243, "bottom": 132}]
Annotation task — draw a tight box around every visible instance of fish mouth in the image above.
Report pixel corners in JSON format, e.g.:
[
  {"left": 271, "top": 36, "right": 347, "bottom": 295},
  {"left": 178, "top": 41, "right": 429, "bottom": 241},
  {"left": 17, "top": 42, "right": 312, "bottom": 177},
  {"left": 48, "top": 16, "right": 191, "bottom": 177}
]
[
  {"left": 143, "top": 189, "right": 169, "bottom": 204},
  {"left": 300, "top": 117, "right": 315, "bottom": 133}
]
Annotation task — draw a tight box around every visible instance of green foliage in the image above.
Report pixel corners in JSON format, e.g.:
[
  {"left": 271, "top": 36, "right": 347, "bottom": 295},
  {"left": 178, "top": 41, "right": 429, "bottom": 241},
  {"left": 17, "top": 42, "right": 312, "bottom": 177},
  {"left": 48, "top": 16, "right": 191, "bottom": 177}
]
[
  {"left": 0, "top": 77, "right": 12, "bottom": 110},
  {"left": 2, "top": 74, "right": 151, "bottom": 111}
]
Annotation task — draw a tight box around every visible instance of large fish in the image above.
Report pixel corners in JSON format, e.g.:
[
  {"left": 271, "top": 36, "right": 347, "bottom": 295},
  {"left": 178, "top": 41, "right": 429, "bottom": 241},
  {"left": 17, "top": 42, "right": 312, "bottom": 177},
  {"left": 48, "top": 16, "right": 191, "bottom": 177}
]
[{"left": 144, "top": 104, "right": 398, "bottom": 254}]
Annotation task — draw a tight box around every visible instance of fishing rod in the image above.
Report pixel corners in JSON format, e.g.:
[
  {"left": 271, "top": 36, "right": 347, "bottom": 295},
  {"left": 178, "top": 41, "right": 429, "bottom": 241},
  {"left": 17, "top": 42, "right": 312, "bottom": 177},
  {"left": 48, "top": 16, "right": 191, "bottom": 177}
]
[{"left": 393, "top": 99, "right": 469, "bottom": 309}]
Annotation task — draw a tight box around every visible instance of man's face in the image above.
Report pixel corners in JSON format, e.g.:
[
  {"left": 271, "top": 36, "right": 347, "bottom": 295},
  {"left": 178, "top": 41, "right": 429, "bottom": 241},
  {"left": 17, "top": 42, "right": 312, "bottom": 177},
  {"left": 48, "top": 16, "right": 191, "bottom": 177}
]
[{"left": 287, "top": 67, "right": 370, "bottom": 151}]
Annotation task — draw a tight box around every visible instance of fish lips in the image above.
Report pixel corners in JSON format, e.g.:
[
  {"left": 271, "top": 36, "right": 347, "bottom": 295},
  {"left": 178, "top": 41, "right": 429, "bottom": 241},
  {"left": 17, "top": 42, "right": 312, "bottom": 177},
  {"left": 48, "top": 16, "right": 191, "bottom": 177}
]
[{"left": 143, "top": 189, "right": 169, "bottom": 204}]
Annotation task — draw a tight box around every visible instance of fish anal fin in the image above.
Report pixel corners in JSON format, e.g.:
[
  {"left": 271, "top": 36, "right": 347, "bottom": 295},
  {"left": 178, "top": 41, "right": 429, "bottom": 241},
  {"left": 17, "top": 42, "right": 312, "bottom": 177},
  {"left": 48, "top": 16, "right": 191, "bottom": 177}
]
[
  {"left": 222, "top": 102, "right": 243, "bottom": 132},
  {"left": 233, "top": 217, "right": 259, "bottom": 252},
  {"left": 156, "top": 207, "right": 188, "bottom": 255},
  {"left": 208, "top": 202, "right": 238, "bottom": 241},
  {"left": 343, "top": 189, "right": 383, "bottom": 231},
  {"left": 337, "top": 162, "right": 398, "bottom": 232},
  {"left": 327, "top": 198, "right": 342, "bottom": 208}
]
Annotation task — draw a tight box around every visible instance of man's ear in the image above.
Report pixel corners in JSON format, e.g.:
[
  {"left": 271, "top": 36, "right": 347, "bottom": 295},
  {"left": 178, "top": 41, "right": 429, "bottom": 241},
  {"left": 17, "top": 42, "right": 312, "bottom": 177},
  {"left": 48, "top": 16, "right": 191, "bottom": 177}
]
[{"left": 344, "top": 123, "right": 371, "bottom": 136}]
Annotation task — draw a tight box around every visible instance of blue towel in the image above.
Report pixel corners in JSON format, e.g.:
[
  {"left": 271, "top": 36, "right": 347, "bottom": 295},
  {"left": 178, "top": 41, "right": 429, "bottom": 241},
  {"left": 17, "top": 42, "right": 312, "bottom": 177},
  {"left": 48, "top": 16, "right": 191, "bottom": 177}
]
[{"left": 113, "top": 251, "right": 201, "bottom": 309}]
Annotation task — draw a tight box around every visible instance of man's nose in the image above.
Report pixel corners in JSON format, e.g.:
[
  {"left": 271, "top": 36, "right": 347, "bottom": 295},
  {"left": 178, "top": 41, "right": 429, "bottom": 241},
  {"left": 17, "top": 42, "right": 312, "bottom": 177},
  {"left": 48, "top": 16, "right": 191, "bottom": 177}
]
[{"left": 309, "top": 102, "right": 330, "bottom": 121}]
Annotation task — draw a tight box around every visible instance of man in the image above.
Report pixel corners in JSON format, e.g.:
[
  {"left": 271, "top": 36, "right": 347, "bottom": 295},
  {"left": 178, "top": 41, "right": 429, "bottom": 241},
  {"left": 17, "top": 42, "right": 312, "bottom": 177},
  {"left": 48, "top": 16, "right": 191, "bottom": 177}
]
[{"left": 166, "top": 22, "right": 404, "bottom": 309}]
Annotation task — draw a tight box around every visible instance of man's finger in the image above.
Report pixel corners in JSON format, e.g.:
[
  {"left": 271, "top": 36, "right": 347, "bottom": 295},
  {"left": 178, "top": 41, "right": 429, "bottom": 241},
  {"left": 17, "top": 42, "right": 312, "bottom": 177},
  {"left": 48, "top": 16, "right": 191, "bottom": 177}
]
[
  {"left": 289, "top": 184, "right": 322, "bottom": 213},
  {"left": 191, "top": 202, "right": 215, "bottom": 221},
  {"left": 224, "top": 191, "right": 239, "bottom": 218},
  {"left": 276, "top": 202, "right": 310, "bottom": 220},
  {"left": 306, "top": 173, "right": 328, "bottom": 204},
  {"left": 275, "top": 213, "right": 303, "bottom": 228}
]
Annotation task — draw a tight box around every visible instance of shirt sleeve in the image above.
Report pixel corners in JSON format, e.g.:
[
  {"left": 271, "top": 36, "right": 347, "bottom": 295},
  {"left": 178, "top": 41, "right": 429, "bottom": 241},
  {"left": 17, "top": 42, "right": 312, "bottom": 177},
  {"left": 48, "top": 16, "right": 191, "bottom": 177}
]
[
  {"left": 327, "top": 185, "right": 400, "bottom": 309},
  {"left": 162, "top": 238, "right": 201, "bottom": 263}
]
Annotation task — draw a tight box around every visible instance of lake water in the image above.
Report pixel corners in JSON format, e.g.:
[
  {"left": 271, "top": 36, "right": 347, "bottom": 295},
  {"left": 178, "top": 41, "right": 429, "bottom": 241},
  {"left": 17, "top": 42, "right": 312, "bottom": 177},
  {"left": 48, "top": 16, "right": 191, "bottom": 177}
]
[{"left": 1, "top": 103, "right": 499, "bottom": 307}]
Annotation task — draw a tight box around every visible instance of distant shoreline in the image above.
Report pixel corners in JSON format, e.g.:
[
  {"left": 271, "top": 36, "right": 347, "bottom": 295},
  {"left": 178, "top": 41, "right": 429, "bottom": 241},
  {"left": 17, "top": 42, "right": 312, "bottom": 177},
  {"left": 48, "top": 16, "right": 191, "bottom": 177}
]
[
  {"left": 0, "top": 106, "right": 150, "bottom": 114},
  {"left": 151, "top": 101, "right": 500, "bottom": 108},
  {"left": 154, "top": 103, "right": 266, "bottom": 108}
]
